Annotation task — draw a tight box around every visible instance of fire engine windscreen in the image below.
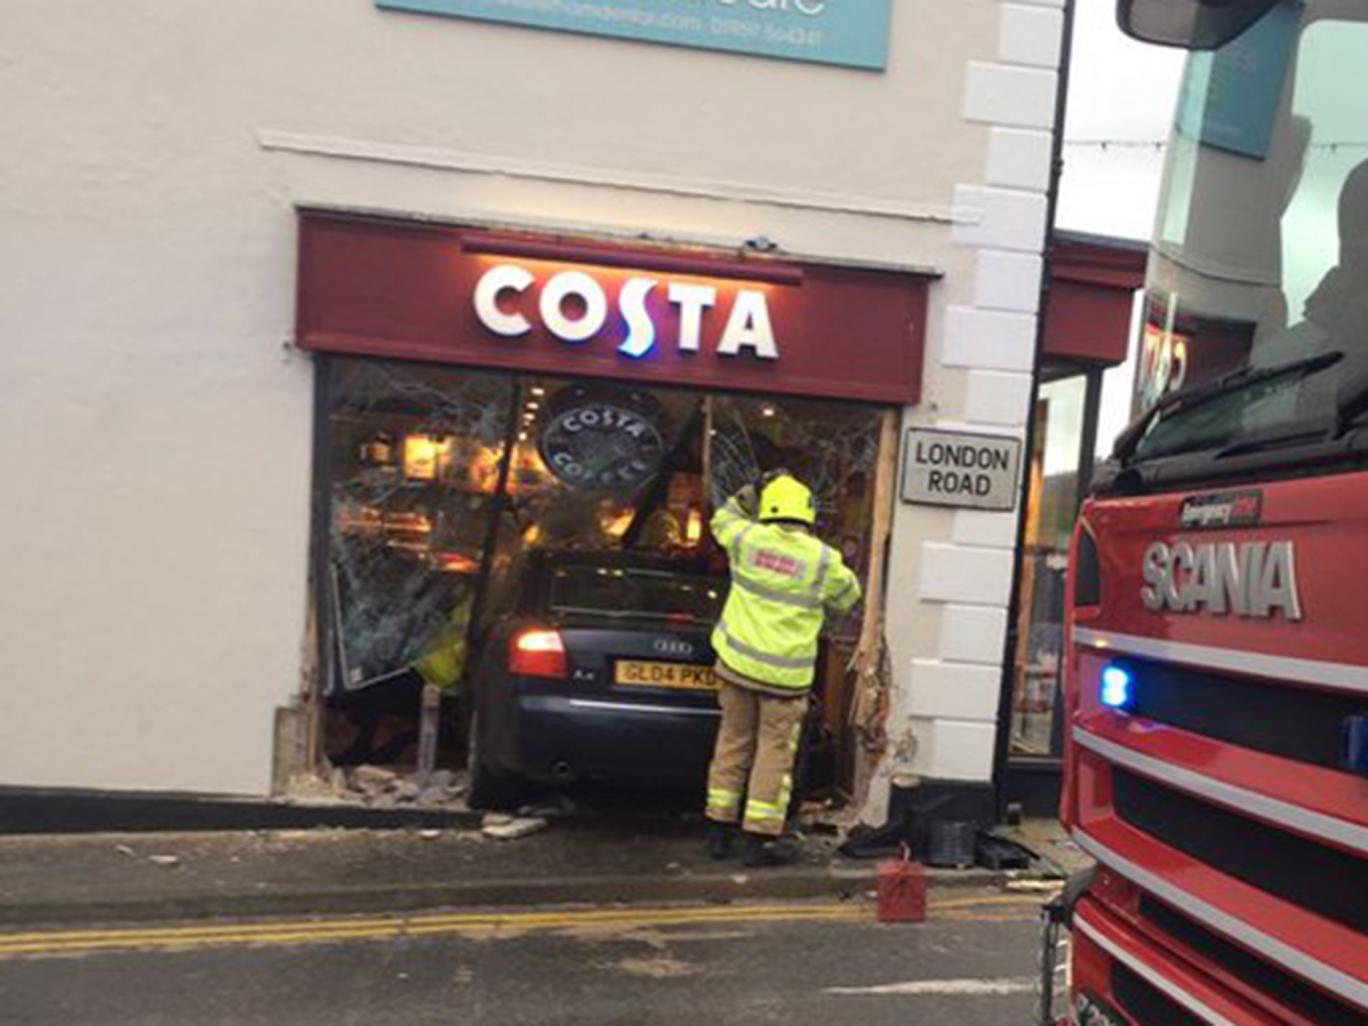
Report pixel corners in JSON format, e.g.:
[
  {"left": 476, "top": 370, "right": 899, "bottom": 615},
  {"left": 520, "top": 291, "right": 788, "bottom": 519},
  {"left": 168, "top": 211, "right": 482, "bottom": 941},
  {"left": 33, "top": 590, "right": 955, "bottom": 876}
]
[{"left": 1130, "top": 2, "right": 1368, "bottom": 463}]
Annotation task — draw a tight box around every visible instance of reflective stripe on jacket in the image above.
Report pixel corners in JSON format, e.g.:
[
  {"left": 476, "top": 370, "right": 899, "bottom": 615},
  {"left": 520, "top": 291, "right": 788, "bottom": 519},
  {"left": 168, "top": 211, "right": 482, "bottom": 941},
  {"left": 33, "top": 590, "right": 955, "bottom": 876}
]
[{"left": 710, "top": 495, "right": 862, "bottom": 691}]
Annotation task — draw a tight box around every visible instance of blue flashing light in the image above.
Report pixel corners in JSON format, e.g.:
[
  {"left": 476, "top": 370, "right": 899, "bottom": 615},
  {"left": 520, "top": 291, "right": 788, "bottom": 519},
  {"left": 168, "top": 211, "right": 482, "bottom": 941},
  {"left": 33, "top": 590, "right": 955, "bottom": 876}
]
[{"left": 1100, "top": 664, "right": 1134, "bottom": 711}]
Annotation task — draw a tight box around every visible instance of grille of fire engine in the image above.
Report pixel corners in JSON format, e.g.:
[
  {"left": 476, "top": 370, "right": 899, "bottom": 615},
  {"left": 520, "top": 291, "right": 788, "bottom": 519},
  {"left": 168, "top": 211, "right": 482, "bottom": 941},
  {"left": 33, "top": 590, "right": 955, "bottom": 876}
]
[
  {"left": 1109, "top": 962, "right": 1206, "bottom": 1026},
  {"left": 1112, "top": 769, "right": 1368, "bottom": 934},
  {"left": 1140, "top": 896, "right": 1366, "bottom": 1026},
  {"left": 1117, "top": 656, "right": 1364, "bottom": 771}
]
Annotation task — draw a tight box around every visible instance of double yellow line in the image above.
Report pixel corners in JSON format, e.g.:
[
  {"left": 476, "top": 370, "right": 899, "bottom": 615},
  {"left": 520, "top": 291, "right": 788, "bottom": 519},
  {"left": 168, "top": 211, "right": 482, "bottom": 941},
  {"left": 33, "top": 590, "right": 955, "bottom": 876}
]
[{"left": 0, "top": 894, "right": 1043, "bottom": 959}]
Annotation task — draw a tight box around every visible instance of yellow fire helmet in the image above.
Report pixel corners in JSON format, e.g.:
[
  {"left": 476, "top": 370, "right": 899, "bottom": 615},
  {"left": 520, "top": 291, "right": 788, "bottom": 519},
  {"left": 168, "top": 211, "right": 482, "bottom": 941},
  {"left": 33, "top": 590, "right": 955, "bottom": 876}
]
[{"left": 759, "top": 474, "right": 815, "bottom": 526}]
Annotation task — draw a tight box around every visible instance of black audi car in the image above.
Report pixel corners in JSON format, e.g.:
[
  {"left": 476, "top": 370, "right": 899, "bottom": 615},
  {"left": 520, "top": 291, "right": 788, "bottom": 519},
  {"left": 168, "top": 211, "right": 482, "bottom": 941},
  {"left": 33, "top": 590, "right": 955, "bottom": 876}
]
[{"left": 464, "top": 549, "right": 729, "bottom": 808}]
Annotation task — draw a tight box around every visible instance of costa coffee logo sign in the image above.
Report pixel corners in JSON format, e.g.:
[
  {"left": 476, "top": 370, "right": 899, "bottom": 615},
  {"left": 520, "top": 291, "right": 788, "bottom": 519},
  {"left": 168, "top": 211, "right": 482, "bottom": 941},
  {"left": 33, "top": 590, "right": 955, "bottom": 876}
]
[
  {"left": 538, "top": 388, "right": 666, "bottom": 492},
  {"left": 473, "top": 263, "right": 779, "bottom": 361}
]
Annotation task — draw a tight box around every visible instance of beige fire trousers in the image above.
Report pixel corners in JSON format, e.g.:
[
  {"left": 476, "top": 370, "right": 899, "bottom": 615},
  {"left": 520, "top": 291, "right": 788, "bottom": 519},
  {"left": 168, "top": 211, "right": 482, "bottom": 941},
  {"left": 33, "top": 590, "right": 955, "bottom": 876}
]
[{"left": 705, "top": 681, "right": 807, "bottom": 837}]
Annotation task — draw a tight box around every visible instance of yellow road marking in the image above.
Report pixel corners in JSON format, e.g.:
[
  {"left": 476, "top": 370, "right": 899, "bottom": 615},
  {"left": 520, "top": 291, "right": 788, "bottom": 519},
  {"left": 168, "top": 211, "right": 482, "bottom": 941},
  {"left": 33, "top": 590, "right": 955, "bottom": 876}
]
[{"left": 0, "top": 894, "right": 1045, "bottom": 959}]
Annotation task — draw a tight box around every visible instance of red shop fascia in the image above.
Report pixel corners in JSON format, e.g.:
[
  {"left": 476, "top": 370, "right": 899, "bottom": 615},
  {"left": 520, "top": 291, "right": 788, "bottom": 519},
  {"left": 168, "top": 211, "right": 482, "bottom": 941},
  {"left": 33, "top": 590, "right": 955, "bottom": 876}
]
[{"left": 295, "top": 211, "right": 931, "bottom": 405}]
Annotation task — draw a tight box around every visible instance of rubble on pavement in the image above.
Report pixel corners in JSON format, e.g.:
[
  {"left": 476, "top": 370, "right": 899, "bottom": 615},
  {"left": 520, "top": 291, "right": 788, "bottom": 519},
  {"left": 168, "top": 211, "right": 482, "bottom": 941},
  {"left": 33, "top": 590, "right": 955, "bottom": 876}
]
[
  {"left": 282, "top": 765, "right": 470, "bottom": 811},
  {"left": 481, "top": 812, "right": 549, "bottom": 840}
]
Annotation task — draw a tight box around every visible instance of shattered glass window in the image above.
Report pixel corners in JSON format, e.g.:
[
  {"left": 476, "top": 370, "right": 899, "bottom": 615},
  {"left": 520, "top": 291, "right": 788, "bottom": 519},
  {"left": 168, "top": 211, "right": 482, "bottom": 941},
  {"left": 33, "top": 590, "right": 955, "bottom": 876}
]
[
  {"left": 711, "top": 395, "right": 882, "bottom": 641},
  {"left": 319, "top": 356, "right": 885, "bottom": 694},
  {"left": 325, "top": 358, "right": 514, "bottom": 692},
  {"left": 478, "top": 380, "right": 710, "bottom": 625},
  {"left": 510, "top": 380, "right": 704, "bottom": 551}
]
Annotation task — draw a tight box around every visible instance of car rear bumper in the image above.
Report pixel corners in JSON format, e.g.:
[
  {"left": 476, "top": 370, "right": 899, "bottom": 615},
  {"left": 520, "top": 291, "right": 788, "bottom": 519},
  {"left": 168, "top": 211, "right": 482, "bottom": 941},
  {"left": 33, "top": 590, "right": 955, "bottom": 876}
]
[{"left": 481, "top": 690, "right": 722, "bottom": 784}]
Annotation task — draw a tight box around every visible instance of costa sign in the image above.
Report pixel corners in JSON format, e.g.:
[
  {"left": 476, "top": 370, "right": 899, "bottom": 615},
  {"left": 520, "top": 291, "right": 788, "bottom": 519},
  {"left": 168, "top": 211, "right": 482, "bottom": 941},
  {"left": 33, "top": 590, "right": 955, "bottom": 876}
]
[
  {"left": 473, "top": 263, "right": 778, "bottom": 361},
  {"left": 296, "top": 215, "right": 928, "bottom": 405},
  {"left": 538, "top": 388, "right": 666, "bottom": 492}
]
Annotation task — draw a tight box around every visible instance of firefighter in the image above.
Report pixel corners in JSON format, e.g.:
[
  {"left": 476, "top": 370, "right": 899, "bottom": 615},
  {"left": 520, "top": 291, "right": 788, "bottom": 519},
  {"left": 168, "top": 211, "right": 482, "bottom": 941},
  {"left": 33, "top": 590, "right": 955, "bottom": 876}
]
[{"left": 704, "top": 472, "right": 862, "bottom": 867}]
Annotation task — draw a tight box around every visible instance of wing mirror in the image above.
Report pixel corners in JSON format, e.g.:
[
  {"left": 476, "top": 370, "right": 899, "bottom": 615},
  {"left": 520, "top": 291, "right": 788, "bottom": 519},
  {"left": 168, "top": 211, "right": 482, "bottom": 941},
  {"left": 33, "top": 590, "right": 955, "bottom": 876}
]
[{"left": 1116, "top": 0, "right": 1283, "bottom": 50}]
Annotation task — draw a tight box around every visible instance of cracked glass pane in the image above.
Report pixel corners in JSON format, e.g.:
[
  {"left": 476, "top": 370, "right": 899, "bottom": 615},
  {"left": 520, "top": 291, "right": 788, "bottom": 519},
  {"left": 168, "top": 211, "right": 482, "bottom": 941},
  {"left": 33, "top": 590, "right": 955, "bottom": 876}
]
[
  {"left": 479, "top": 380, "right": 711, "bottom": 625},
  {"left": 320, "top": 357, "right": 886, "bottom": 693},
  {"left": 711, "top": 395, "right": 882, "bottom": 641},
  {"left": 325, "top": 358, "right": 514, "bottom": 692}
]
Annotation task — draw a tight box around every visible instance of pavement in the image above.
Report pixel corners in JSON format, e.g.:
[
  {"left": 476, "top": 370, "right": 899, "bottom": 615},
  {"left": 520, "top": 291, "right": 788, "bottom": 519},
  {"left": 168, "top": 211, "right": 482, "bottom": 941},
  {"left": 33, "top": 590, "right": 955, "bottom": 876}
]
[
  {"left": 0, "top": 896, "right": 1050, "bottom": 1025},
  {"left": 0, "top": 804, "right": 1088, "bottom": 927}
]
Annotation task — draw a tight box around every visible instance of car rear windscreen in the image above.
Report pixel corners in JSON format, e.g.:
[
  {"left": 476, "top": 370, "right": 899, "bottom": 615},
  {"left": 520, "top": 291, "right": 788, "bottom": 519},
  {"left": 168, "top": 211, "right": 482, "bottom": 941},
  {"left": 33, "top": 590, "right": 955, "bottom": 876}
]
[{"left": 548, "top": 566, "right": 726, "bottom": 624}]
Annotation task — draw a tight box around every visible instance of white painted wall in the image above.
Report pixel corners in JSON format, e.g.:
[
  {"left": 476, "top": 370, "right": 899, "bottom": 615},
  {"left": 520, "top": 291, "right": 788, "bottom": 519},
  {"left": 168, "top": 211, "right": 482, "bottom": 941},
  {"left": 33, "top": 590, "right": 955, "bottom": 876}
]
[
  {"left": 868, "top": 0, "right": 1065, "bottom": 816},
  {"left": 0, "top": 0, "right": 1059, "bottom": 800}
]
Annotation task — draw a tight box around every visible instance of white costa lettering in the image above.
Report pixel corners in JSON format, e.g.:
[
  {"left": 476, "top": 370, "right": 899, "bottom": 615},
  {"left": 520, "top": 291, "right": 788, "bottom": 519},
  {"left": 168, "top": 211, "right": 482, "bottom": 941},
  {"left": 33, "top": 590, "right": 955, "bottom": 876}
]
[
  {"left": 472, "top": 263, "right": 779, "bottom": 361},
  {"left": 472, "top": 264, "right": 534, "bottom": 337},
  {"left": 716, "top": 289, "right": 778, "bottom": 360},
  {"left": 538, "top": 271, "right": 607, "bottom": 343},
  {"left": 1139, "top": 540, "right": 1302, "bottom": 621},
  {"left": 668, "top": 282, "right": 717, "bottom": 353}
]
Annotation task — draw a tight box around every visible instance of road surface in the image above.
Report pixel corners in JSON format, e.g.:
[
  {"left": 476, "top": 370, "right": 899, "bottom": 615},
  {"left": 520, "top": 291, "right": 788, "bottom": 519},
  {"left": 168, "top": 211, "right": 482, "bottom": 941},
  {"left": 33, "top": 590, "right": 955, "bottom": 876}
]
[{"left": 0, "top": 894, "right": 1047, "bottom": 1025}]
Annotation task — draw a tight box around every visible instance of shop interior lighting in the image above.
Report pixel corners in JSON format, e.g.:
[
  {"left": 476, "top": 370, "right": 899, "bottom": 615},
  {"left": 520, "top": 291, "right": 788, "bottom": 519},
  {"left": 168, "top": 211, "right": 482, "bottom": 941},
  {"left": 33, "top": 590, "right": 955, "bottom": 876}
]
[
  {"left": 686, "top": 509, "right": 703, "bottom": 543},
  {"left": 1099, "top": 664, "right": 1135, "bottom": 711},
  {"left": 531, "top": 386, "right": 546, "bottom": 397},
  {"left": 402, "top": 434, "right": 451, "bottom": 481},
  {"left": 433, "top": 551, "right": 480, "bottom": 574},
  {"left": 761, "top": 405, "right": 776, "bottom": 418}
]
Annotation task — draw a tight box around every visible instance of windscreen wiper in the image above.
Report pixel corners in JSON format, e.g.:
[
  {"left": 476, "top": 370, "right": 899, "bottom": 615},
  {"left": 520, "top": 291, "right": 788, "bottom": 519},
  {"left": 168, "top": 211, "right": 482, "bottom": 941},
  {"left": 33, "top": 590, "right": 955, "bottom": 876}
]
[{"left": 1115, "top": 350, "right": 1345, "bottom": 461}]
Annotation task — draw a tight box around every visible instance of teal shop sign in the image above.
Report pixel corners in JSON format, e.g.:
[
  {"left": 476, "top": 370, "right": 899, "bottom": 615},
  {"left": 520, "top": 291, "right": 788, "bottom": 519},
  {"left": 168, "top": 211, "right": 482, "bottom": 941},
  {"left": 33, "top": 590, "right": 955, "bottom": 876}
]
[{"left": 376, "top": 0, "right": 891, "bottom": 70}]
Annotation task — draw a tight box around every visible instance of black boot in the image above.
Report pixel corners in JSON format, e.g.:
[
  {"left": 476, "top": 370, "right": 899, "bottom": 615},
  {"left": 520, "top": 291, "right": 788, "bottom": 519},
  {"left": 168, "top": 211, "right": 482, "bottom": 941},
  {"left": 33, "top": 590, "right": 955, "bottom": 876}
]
[
  {"left": 707, "top": 822, "right": 735, "bottom": 860},
  {"left": 742, "top": 832, "right": 801, "bottom": 868}
]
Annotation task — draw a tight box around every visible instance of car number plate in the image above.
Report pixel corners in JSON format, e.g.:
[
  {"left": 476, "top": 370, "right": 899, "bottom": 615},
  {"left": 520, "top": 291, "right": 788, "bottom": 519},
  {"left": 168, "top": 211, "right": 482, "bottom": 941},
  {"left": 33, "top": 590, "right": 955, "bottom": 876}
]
[{"left": 614, "top": 661, "right": 717, "bottom": 690}]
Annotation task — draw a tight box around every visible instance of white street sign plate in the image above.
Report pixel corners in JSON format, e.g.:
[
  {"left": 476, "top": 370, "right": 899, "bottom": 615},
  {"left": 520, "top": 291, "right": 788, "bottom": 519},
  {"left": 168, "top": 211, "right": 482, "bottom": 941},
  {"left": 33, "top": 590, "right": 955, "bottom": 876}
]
[{"left": 901, "top": 428, "right": 1022, "bottom": 512}]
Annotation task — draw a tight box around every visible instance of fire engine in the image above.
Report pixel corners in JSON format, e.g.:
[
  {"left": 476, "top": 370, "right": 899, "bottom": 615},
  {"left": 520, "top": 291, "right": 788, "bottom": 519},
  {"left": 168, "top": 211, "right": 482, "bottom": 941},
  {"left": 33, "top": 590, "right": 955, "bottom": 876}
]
[{"left": 1040, "top": 1, "right": 1368, "bottom": 1024}]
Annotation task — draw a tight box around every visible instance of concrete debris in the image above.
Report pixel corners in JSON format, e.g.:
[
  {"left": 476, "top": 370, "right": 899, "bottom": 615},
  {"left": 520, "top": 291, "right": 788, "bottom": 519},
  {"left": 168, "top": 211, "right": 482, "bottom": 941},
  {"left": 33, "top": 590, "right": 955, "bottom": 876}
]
[
  {"left": 147, "top": 855, "right": 181, "bottom": 868},
  {"left": 280, "top": 766, "right": 472, "bottom": 812},
  {"left": 350, "top": 765, "right": 400, "bottom": 793},
  {"left": 481, "top": 814, "right": 548, "bottom": 841},
  {"left": 427, "top": 769, "right": 457, "bottom": 791},
  {"left": 419, "top": 829, "right": 443, "bottom": 840},
  {"left": 114, "top": 844, "right": 136, "bottom": 858}
]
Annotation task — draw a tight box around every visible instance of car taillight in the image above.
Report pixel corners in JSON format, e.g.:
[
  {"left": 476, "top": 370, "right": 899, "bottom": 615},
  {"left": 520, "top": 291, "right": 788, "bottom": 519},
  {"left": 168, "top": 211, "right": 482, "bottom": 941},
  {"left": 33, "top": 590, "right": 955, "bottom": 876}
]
[{"left": 508, "top": 628, "right": 567, "bottom": 679}]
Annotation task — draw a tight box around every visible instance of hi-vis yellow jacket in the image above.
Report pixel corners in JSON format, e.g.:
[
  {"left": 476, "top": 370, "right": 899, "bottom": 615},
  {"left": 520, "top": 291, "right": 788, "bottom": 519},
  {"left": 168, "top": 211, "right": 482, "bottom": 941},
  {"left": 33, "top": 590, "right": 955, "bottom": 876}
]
[{"left": 710, "top": 493, "right": 862, "bottom": 692}]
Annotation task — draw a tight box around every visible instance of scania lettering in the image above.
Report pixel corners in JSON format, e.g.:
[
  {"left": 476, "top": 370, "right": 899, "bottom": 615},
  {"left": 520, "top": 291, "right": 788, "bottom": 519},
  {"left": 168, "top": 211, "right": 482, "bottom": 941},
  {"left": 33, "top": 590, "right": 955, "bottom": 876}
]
[
  {"left": 472, "top": 263, "right": 779, "bottom": 361},
  {"left": 1040, "top": 4, "right": 1368, "bottom": 1025},
  {"left": 1139, "top": 540, "right": 1302, "bottom": 619}
]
